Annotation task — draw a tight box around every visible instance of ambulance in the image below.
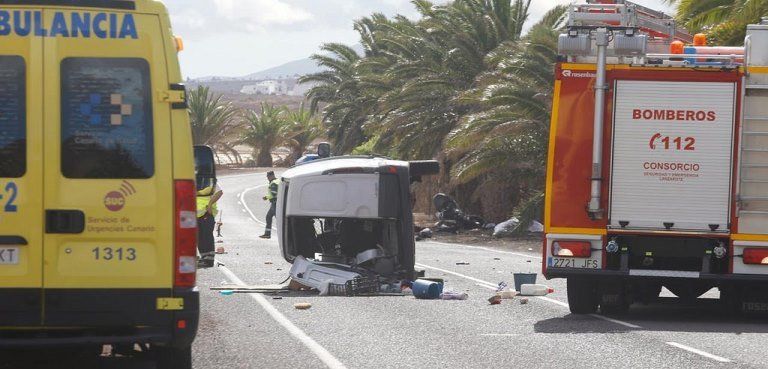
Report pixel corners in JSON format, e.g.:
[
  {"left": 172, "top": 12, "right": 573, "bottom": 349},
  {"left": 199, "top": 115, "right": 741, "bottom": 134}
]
[
  {"left": 0, "top": 0, "right": 198, "bottom": 366},
  {"left": 544, "top": 1, "right": 768, "bottom": 315}
]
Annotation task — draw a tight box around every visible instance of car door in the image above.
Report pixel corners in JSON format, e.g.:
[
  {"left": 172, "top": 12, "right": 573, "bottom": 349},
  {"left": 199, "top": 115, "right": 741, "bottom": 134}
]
[
  {"left": 41, "top": 8, "right": 174, "bottom": 323},
  {"left": 0, "top": 6, "right": 44, "bottom": 326}
]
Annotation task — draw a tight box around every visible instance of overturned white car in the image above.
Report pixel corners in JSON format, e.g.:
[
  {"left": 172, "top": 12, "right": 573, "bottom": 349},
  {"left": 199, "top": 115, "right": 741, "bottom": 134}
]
[{"left": 275, "top": 156, "right": 438, "bottom": 285}]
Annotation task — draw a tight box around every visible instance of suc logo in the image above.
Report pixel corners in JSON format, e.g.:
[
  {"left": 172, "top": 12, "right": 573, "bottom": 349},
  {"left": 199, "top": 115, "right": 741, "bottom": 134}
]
[{"left": 104, "top": 180, "right": 136, "bottom": 212}]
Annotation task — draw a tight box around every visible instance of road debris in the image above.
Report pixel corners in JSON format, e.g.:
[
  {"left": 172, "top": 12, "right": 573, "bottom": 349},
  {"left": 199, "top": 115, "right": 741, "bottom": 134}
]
[
  {"left": 519, "top": 284, "right": 554, "bottom": 296},
  {"left": 415, "top": 228, "right": 433, "bottom": 241},
  {"left": 433, "top": 193, "right": 486, "bottom": 231},
  {"left": 520, "top": 297, "right": 529, "bottom": 305},
  {"left": 440, "top": 291, "right": 468, "bottom": 300},
  {"left": 455, "top": 262, "right": 470, "bottom": 265},
  {"left": 216, "top": 246, "right": 226, "bottom": 254},
  {"left": 488, "top": 295, "right": 502, "bottom": 305},
  {"left": 492, "top": 218, "right": 544, "bottom": 238},
  {"left": 499, "top": 291, "right": 517, "bottom": 299},
  {"left": 264, "top": 261, "right": 273, "bottom": 265},
  {"left": 412, "top": 279, "right": 443, "bottom": 299},
  {"left": 294, "top": 303, "right": 312, "bottom": 310},
  {"left": 513, "top": 273, "right": 537, "bottom": 292},
  {"left": 219, "top": 290, "right": 234, "bottom": 296}
]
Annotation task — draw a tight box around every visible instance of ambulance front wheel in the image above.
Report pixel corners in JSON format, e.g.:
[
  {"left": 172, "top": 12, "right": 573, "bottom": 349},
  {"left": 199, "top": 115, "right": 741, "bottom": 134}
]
[{"left": 567, "top": 277, "right": 599, "bottom": 314}]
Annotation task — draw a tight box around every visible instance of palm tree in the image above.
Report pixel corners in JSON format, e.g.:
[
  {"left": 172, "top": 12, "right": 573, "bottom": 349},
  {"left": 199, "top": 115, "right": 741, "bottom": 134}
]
[
  {"left": 447, "top": 5, "right": 566, "bottom": 230},
  {"left": 300, "top": 43, "right": 369, "bottom": 154},
  {"left": 298, "top": 1, "right": 568, "bottom": 223},
  {"left": 666, "top": 0, "right": 768, "bottom": 45},
  {"left": 187, "top": 86, "right": 242, "bottom": 163},
  {"left": 283, "top": 103, "right": 323, "bottom": 165},
  {"left": 240, "top": 103, "right": 288, "bottom": 167}
]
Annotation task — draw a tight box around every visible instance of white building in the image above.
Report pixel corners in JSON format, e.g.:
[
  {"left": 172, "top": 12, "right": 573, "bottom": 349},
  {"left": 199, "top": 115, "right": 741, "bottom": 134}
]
[{"left": 241, "top": 80, "right": 286, "bottom": 95}]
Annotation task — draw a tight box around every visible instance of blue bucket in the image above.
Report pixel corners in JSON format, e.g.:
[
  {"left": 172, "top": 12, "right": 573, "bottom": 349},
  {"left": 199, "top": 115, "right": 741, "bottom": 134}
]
[
  {"left": 513, "top": 273, "right": 537, "bottom": 292},
  {"left": 412, "top": 279, "right": 441, "bottom": 299}
]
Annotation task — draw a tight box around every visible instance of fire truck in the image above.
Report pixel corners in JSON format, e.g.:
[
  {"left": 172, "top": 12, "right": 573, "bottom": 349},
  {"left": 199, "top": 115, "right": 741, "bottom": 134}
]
[{"left": 543, "top": 0, "right": 768, "bottom": 314}]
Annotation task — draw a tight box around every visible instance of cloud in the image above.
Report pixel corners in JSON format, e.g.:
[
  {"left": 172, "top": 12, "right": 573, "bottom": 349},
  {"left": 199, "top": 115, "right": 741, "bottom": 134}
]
[
  {"left": 212, "top": 0, "right": 313, "bottom": 26},
  {"left": 170, "top": 9, "right": 207, "bottom": 29}
]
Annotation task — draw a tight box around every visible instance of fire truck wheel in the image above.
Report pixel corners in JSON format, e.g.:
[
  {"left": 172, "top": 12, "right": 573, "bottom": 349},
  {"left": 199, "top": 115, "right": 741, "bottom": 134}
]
[{"left": 567, "top": 277, "right": 599, "bottom": 314}]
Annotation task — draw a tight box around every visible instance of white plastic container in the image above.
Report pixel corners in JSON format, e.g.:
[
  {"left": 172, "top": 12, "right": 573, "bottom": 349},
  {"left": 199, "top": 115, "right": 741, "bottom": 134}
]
[{"left": 519, "top": 284, "right": 554, "bottom": 296}]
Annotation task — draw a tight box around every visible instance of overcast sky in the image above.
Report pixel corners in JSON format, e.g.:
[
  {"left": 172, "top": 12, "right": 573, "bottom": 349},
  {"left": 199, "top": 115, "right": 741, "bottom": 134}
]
[{"left": 163, "top": 0, "right": 673, "bottom": 79}]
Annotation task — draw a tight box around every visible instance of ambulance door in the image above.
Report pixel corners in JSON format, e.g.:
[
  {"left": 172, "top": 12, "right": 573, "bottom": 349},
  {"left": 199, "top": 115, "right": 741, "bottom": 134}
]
[
  {"left": 41, "top": 9, "right": 174, "bottom": 301},
  {"left": 0, "top": 7, "right": 44, "bottom": 326}
]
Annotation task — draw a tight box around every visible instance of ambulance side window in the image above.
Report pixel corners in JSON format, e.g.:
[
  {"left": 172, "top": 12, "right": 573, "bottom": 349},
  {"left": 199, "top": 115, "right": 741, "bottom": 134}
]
[
  {"left": 0, "top": 56, "right": 26, "bottom": 178},
  {"left": 61, "top": 58, "right": 154, "bottom": 179}
]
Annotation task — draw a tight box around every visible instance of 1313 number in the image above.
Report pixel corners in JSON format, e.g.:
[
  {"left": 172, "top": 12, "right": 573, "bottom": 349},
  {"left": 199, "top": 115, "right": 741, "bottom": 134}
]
[{"left": 92, "top": 247, "right": 137, "bottom": 261}]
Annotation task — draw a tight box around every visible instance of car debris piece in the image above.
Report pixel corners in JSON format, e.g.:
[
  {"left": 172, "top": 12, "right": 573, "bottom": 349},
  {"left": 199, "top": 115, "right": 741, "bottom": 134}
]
[
  {"left": 289, "top": 256, "right": 361, "bottom": 291},
  {"left": 294, "top": 303, "right": 312, "bottom": 310},
  {"left": 488, "top": 295, "right": 502, "bottom": 305},
  {"left": 219, "top": 290, "right": 234, "bottom": 296},
  {"left": 216, "top": 246, "right": 226, "bottom": 254},
  {"left": 520, "top": 297, "right": 529, "bottom": 305},
  {"left": 440, "top": 291, "right": 468, "bottom": 300},
  {"left": 493, "top": 218, "right": 544, "bottom": 238},
  {"left": 433, "top": 193, "right": 486, "bottom": 232},
  {"left": 492, "top": 218, "right": 520, "bottom": 238},
  {"left": 456, "top": 262, "right": 470, "bottom": 266},
  {"left": 418, "top": 228, "right": 433, "bottom": 239},
  {"left": 499, "top": 291, "right": 517, "bottom": 299}
]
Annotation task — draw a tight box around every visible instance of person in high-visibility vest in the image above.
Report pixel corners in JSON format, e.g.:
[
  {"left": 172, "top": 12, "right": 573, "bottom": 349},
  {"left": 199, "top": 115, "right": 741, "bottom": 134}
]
[
  {"left": 259, "top": 171, "right": 280, "bottom": 239},
  {"left": 197, "top": 181, "right": 223, "bottom": 268}
]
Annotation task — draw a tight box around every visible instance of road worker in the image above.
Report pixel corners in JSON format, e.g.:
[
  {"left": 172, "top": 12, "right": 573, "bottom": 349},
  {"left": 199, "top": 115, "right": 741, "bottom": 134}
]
[
  {"left": 260, "top": 171, "right": 279, "bottom": 239},
  {"left": 197, "top": 180, "right": 223, "bottom": 267}
]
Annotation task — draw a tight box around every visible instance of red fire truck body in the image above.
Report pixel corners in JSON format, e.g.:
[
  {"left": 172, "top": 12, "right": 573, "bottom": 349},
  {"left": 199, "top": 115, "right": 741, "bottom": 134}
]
[{"left": 543, "top": 2, "right": 768, "bottom": 314}]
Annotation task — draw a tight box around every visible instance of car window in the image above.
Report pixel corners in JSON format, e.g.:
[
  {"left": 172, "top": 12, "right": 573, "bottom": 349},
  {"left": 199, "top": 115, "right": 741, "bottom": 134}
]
[
  {"left": 61, "top": 58, "right": 153, "bottom": 178},
  {"left": 0, "top": 56, "right": 26, "bottom": 178}
]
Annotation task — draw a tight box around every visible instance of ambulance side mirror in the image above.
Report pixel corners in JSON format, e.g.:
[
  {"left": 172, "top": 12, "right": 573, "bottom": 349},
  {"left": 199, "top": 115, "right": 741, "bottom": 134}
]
[{"left": 194, "top": 145, "right": 217, "bottom": 191}]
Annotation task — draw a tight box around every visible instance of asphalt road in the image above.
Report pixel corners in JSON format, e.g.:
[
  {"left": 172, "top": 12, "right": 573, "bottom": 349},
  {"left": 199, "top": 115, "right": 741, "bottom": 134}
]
[{"left": 5, "top": 171, "right": 768, "bottom": 368}]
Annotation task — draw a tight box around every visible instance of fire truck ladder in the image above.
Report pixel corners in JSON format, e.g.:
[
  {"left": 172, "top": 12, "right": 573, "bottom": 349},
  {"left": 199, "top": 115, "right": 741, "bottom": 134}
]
[
  {"left": 577, "top": 0, "right": 693, "bottom": 42},
  {"left": 739, "top": 79, "right": 768, "bottom": 221}
]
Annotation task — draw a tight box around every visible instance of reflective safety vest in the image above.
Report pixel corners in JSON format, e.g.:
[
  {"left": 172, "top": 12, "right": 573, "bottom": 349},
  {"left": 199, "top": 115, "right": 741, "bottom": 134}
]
[
  {"left": 265, "top": 179, "right": 280, "bottom": 201},
  {"left": 197, "top": 186, "right": 218, "bottom": 218}
]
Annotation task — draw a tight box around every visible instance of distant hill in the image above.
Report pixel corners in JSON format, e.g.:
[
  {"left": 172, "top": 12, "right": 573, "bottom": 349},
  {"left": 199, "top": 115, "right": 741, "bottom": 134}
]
[
  {"left": 243, "top": 58, "right": 321, "bottom": 80},
  {"left": 191, "top": 44, "right": 365, "bottom": 83}
]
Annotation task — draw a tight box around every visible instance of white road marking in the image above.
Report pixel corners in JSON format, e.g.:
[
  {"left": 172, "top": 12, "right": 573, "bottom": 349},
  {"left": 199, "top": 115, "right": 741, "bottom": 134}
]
[
  {"left": 415, "top": 262, "right": 498, "bottom": 289},
  {"left": 665, "top": 342, "right": 732, "bottom": 363},
  {"left": 589, "top": 313, "right": 642, "bottom": 329},
  {"left": 415, "top": 262, "right": 641, "bottom": 329},
  {"left": 238, "top": 185, "right": 277, "bottom": 231},
  {"left": 422, "top": 241, "right": 542, "bottom": 260},
  {"left": 218, "top": 265, "right": 348, "bottom": 369}
]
